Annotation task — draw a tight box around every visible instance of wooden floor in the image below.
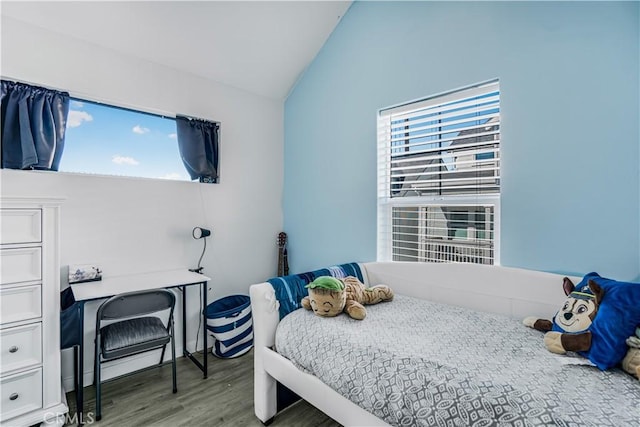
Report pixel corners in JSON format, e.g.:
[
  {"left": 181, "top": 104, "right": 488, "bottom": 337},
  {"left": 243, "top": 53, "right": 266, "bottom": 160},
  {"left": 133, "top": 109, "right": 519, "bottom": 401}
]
[{"left": 64, "top": 349, "right": 342, "bottom": 427}]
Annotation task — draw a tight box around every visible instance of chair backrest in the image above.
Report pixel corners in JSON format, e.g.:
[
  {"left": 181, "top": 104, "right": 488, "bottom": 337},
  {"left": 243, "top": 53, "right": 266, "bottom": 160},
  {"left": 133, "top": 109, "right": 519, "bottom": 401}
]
[{"left": 97, "top": 289, "right": 176, "bottom": 321}]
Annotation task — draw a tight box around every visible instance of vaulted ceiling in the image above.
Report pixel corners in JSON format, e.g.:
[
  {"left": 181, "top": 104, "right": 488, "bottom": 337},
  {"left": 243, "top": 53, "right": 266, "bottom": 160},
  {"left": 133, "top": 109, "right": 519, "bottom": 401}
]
[{"left": 1, "top": 1, "right": 352, "bottom": 100}]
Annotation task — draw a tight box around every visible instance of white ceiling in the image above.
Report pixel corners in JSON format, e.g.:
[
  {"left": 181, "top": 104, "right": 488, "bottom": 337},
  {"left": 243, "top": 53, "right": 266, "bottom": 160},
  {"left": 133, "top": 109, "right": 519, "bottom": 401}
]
[{"left": 1, "top": 1, "right": 352, "bottom": 100}]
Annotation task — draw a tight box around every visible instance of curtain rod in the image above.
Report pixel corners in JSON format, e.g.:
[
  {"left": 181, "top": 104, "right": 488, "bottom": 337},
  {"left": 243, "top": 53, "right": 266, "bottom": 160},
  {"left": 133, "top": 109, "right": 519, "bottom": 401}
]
[{"left": 1, "top": 75, "right": 219, "bottom": 124}]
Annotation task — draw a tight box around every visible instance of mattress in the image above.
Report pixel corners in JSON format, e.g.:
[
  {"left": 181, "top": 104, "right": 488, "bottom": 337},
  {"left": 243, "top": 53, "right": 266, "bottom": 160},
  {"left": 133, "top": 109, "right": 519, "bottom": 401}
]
[{"left": 275, "top": 294, "right": 640, "bottom": 426}]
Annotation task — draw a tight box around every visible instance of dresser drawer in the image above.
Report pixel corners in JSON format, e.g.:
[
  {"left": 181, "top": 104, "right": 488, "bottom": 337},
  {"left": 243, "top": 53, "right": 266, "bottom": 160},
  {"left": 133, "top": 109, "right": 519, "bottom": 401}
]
[
  {"left": 0, "top": 368, "right": 43, "bottom": 422},
  {"left": 0, "top": 209, "right": 42, "bottom": 245},
  {"left": 0, "top": 323, "right": 42, "bottom": 374},
  {"left": 0, "top": 285, "right": 41, "bottom": 325},
  {"left": 0, "top": 247, "right": 42, "bottom": 286}
]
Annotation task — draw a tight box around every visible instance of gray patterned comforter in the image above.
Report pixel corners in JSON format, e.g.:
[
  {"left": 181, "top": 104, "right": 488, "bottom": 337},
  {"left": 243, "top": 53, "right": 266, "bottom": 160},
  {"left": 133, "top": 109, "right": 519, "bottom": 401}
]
[{"left": 275, "top": 295, "right": 640, "bottom": 426}]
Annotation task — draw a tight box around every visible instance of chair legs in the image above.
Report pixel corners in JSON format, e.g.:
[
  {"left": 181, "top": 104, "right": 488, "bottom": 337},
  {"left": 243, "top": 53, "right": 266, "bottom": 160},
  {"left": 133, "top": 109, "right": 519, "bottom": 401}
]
[
  {"left": 160, "top": 344, "right": 167, "bottom": 365},
  {"left": 159, "top": 320, "right": 177, "bottom": 394},
  {"left": 94, "top": 337, "right": 177, "bottom": 419},
  {"left": 93, "top": 322, "right": 177, "bottom": 420}
]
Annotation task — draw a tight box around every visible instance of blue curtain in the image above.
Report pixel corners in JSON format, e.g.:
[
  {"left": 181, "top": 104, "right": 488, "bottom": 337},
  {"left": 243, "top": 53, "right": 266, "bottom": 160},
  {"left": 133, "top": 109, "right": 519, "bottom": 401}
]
[
  {"left": 1, "top": 80, "right": 70, "bottom": 170},
  {"left": 176, "top": 116, "right": 219, "bottom": 183}
]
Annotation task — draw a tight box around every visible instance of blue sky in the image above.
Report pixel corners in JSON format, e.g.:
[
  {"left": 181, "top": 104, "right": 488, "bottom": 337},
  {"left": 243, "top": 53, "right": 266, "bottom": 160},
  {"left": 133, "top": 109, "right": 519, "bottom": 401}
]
[{"left": 60, "top": 99, "right": 190, "bottom": 181}]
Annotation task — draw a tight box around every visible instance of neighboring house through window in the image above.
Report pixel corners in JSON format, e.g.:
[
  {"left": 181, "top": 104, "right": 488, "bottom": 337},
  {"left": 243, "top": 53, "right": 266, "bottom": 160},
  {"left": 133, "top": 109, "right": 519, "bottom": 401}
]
[{"left": 377, "top": 80, "right": 500, "bottom": 265}]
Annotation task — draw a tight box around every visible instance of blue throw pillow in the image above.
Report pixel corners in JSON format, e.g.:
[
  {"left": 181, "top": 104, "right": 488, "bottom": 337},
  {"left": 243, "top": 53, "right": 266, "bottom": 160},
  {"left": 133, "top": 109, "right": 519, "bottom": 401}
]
[{"left": 574, "top": 272, "right": 640, "bottom": 370}]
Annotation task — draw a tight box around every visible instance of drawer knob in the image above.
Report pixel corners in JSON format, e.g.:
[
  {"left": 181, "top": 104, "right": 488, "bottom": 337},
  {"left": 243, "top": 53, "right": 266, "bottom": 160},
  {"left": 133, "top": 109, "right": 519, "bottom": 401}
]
[
  {"left": 8, "top": 346, "right": 18, "bottom": 353},
  {"left": 9, "top": 393, "right": 19, "bottom": 401}
]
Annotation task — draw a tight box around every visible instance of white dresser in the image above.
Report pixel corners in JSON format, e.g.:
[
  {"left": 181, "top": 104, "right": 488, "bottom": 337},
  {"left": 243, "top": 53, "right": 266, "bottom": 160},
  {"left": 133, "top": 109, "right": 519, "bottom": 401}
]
[{"left": 1, "top": 198, "right": 67, "bottom": 426}]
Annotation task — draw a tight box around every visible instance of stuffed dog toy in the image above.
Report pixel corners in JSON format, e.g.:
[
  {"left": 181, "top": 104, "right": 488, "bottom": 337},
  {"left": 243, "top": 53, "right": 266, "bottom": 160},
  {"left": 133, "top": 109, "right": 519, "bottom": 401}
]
[
  {"left": 301, "top": 276, "right": 394, "bottom": 320},
  {"left": 524, "top": 272, "right": 640, "bottom": 371},
  {"left": 524, "top": 277, "right": 602, "bottom": 355}
]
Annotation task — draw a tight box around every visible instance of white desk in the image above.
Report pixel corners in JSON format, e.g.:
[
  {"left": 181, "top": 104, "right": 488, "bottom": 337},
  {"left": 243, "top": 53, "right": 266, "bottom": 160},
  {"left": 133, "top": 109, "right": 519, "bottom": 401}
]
[
  {"left": 69, "top": 269, "right": 210, "bottom": 425},
  {"left": 71, "top": 269, "right": 210, "bottom": 301}
]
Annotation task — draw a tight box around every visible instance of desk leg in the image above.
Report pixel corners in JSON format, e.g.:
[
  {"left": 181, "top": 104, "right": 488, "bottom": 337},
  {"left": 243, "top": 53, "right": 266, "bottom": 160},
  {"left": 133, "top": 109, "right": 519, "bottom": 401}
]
[
  {"left": 202, "top": 280, "right": 208, "bottom": 379},
  {"left": 77, "top": 302, "right": 85, "bottom": 426},
  {"left": 182, "top": 285, "right": 187, "bottom": 359},
  {"left": 181, "top": 282, "right": 208, "bottom": 379}
]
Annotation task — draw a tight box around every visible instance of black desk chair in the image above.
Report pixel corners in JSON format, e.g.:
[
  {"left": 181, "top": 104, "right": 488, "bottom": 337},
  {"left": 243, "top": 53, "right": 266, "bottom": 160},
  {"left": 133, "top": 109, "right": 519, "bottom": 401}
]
[{"left": 94, "top": 289, "right": 177, "bottom": 421}]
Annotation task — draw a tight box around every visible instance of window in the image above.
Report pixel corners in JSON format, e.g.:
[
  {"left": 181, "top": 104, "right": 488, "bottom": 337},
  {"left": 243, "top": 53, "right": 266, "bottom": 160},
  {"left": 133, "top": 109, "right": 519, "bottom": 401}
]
[
  {"left": 377, "top": 81, "right": 500, "bottom": 265},
  {"left": 1, "top": 79, "right": 218, "bottom": 180},
  {"left": 61, "top": 98, "right": 189, "bottom": 181}
]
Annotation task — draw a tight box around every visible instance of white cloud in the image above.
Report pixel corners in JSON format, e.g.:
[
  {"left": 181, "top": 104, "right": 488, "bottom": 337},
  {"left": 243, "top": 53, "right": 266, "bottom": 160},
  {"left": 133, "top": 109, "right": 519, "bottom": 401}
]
[
  {"left": 70, "top": 100, "right": 84, "bottom": 108},
  {"left": 67, "top": 110, "right": 93, "bottom": 128},
  {"left": 158, "top": 172, "right": 183, "bottom": 180},
  {"left": 112, "top": 155, "right": 139, "bottom": 166},
  {"left": 168, "top": 133, "right": 177, "bottom": 139},
  {"left": 132, "top": 125, "right": 150, "bottom": 134}
]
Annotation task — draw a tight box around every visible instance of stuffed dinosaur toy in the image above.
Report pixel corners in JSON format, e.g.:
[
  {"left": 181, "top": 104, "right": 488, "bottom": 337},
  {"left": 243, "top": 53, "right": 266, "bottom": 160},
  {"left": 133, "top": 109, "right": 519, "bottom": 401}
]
[
  {"left": 524, "top": 272, "right": 640, "bottom": 371},
  {"left": 301, "top": 275, "right": 394, "bottom": 320}
]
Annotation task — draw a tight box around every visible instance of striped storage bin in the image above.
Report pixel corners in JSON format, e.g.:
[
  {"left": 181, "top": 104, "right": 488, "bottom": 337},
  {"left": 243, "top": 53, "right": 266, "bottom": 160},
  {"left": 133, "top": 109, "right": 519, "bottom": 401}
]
[{"left": 205, "top": 294, "right": 253, "bottom": 358}]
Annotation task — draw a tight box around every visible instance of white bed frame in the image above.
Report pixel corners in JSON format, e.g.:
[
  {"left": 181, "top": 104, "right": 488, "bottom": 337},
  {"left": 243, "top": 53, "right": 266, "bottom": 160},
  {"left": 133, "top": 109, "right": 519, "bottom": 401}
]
[{"left": 249, "top": 261, "right": 579, "bottom": 426}]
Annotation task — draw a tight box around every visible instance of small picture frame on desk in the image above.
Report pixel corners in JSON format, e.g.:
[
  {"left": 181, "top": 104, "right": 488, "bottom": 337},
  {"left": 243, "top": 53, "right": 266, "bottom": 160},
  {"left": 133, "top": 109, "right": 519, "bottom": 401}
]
[{"left": 69, "top": 264, "right": 103, "bottom": 284}]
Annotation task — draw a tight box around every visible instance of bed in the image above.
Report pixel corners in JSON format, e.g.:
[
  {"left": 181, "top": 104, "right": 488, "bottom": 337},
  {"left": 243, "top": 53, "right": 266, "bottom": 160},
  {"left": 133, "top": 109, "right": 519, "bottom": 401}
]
[{"left": 249, "top": 261, "right": 640, "bottom": 426}]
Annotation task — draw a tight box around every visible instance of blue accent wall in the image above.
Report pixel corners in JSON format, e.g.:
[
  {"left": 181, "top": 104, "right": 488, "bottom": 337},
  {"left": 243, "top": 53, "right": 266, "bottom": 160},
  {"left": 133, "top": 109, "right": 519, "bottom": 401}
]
[{"left": 284, "top": 1, "right": 640, "bottom": 281}]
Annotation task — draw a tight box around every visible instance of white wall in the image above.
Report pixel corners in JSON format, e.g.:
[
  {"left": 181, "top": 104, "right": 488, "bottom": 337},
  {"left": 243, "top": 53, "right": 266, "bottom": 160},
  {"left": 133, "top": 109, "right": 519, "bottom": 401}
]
[{"left": 1, "top": 16, "right": 284, "bottom": 388}]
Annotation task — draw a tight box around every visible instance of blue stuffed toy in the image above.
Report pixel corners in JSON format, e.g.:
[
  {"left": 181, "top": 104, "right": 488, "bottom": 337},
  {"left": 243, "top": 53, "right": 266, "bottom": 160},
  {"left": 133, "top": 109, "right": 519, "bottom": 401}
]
[{"left": 524, "top": 272, "right": 640, "bottom": 370}]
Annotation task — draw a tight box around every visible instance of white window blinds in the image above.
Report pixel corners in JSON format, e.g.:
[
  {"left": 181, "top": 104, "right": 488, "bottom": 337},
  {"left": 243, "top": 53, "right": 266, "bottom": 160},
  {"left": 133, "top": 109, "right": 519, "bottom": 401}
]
[{"left": 377, "top": 81, "right": 500, "bottom": 265}]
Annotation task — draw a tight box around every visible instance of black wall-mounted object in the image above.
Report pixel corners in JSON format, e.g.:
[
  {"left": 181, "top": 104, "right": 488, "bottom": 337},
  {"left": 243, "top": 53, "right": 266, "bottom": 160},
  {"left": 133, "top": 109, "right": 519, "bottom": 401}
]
[
  {"left": 192, "top": 227, "right": 211, "bottom": 239},
  {"left": 190, "top": 227, "right": 211, "bottom": 273}
]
